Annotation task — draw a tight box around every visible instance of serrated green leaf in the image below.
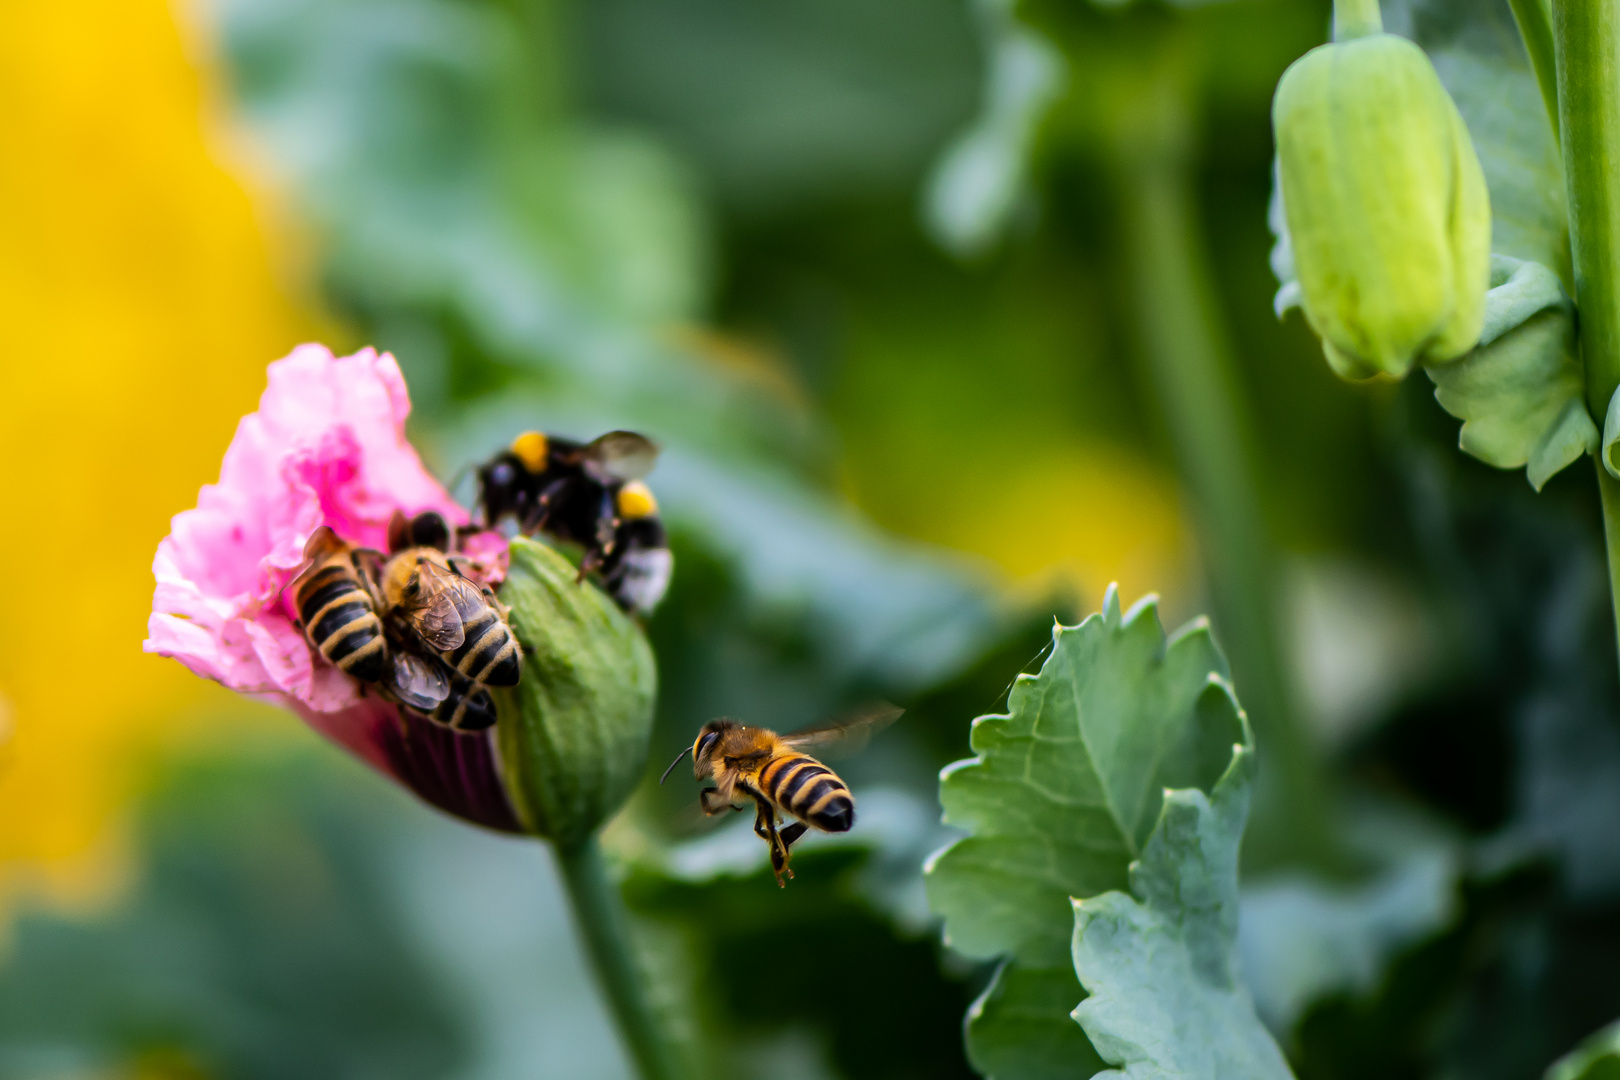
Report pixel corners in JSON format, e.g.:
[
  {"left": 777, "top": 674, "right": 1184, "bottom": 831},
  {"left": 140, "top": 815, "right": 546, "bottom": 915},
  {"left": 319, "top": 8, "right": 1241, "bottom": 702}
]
[
  {"left": 1545, "top": 1020, "right": 1620, "bottom": 1080},
  {"left": 925, "top": 586, "right": 1246, "bottom": 1079},
  {"left": 1425, "top": 256, "right": 1596, "bottom": 490},
  {"left": 927, "top": 587, "right": 1243, "bottom": 966},
  {"left": 967, "top": 963, "right": 1108, "bottom": 1080},
  {"left": 1071, "top": 734, "right": 1294, "bottom": 1080}
]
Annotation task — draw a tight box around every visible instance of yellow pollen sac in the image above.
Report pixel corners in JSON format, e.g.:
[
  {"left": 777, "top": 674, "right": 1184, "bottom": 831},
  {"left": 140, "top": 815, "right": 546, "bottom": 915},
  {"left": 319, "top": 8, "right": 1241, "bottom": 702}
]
[
  {"left": 616, "top": 481, "right": 658, "bottom": 519},
  {"left": 511, "top": 431, "right": 549, "bottom": 472}
]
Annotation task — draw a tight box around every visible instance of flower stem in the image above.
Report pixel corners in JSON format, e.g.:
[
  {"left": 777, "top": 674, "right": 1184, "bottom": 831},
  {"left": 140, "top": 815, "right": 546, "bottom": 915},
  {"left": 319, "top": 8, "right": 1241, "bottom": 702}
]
[
  {"left": 555, "top": 836, "right": 682, "bottom": 1080},
  {"left": 1101, "top": 41, "right": 1338, "bottom": 870},
  {"left": 1333, "top": 0, "right": 1383, "bottom": 41},
  {"left": 1551, "top": 0, "right": 1620, "bottom": 672},
  {"left": 1509, "top": 0, "right": 1561, "bottom": 143}
]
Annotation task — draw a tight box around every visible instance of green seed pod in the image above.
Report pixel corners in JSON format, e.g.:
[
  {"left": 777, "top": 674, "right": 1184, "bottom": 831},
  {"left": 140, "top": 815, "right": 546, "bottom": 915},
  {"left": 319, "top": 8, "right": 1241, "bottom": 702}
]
[
  {"left": 1274, "top": 33, "right": 1491, "bottom": 381},
  {"left": 494, "top": 537, "right": 658, "bottom": 846}
]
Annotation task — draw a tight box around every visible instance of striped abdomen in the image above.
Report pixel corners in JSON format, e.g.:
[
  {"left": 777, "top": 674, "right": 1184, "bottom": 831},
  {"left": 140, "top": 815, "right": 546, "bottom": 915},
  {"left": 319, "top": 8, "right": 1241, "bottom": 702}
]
[
  {"left": 443, "top": 605, "right": 521, "bottom": 686},
  {"left": 760, "top": 752, "right": 855, "bottom": 832},
  {"left": 296, "top": 562, "right": 389, "bottom": 683},
  {"left": 428, "top": 673, "right": 498, "bottom": 731}
]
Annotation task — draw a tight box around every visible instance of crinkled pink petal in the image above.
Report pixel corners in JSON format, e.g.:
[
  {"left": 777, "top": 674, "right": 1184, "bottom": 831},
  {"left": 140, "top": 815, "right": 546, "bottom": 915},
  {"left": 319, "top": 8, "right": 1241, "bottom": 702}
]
[{"left": 143, "top": 343, "right": 508, "bottom": 759}]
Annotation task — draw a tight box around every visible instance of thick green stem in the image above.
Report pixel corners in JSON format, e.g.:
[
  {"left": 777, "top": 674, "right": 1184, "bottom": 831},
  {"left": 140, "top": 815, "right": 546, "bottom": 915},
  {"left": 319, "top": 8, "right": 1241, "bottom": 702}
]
[
  {"left": 1333, "top": 0, "right": 1383, "bottom": 41},
  {"left": 1551, "top": 0, "right": 1620, "bottom": 670},
  {"left": 555, "top": 836, "right": 682, "bottom": 1080},
  {"left": 1509, "top": 0, "right": 1561, "bottom": 143},
  {"left": 1103, "top": 54, "right": 1337, "bottom": 870}
]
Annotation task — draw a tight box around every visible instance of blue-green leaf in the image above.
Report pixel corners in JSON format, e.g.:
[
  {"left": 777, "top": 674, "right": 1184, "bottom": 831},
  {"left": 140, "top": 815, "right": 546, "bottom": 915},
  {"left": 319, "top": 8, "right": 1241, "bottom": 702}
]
[
  {"left": 924, "top": 0, "right": 1064, "bottom": 258},
  {"left": 1426, "top": 256, "right": 1596, "bottom": 491},
  {"left": 925, "top": 587, "right": 1245, "bottom": 1079},
  {"left": 1545, "top": 1020, "right": 1620, "bottom": 1080},
  {"left": 1070, "top": 729, "right": 1294, "bottom": 1080}
]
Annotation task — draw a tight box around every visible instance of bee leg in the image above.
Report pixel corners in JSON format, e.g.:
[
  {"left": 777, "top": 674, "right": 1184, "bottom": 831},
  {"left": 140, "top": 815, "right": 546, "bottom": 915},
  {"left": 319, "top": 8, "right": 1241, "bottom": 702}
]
[
  {"left": 749, "top": 797, "right": 794, "bottom": 887},
  {"left": 699, "top": 787, "right": 727, "bottom": 815}
]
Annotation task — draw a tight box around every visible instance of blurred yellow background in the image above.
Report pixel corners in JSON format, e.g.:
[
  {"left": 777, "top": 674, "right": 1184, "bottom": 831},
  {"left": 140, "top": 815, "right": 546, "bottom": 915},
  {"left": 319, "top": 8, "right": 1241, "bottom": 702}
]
[
  {"left": 0, "top": 0, "right": 1187, "bottom": 917},
  {"left": 0, "top": 0, "right": 306, "bottom": 911}
]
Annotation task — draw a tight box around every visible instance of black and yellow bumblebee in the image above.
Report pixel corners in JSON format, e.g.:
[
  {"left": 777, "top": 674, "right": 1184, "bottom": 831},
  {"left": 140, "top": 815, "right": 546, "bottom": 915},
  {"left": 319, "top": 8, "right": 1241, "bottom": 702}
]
[
  {"left": 660, "top": 704, "right": 902, "bottom": 886},
  {"left": 474, "top": 430, "right": 672, "bottom": 615}
]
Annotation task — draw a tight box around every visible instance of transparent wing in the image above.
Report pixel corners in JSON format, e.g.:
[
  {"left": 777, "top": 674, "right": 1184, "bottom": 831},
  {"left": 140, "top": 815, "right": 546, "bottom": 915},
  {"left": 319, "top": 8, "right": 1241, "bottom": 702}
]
[
  {"left": 388, "top": 652, "right": 450, "bottom": 710},
  {"left": 402, "top": 561, "right": 484, "bottom": 651},
  {"left": 583, "top": 430, "right": 660, "bottom": 483},
  {"left": 779, "top": 702, "right": 904, "bottom": 760}
]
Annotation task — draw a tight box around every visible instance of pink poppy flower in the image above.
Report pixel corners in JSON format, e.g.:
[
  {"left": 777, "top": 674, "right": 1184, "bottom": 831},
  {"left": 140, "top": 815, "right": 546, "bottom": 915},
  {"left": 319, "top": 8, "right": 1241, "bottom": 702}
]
[{"left": 144, "top": 343, "right": 521, "bottom": 832}]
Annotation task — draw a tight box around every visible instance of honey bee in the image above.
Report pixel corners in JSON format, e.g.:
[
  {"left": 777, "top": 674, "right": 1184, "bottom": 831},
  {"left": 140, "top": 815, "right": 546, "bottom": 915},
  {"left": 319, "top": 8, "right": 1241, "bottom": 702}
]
[
  {"left": 660, "top": 703, "right": 903, "bottom": 886},
  {"left": 288, "top": 526, "right": 391, "bottom": 684},
  {"left": 383, "top": 650, "right": 499, "bottom": 731},
  {"left": 378, "top": 511, "right": 523, "bottom": 688},
  {"left": 474, "top": 430, "right": 672, "bottom": 615}
]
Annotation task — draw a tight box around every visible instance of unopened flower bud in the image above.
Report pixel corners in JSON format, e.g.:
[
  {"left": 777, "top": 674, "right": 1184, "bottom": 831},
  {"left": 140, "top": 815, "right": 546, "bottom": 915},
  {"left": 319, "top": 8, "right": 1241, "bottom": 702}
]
[
  {"left": 494, "top": 537, "right": 658, "bottom": 846},
  {"left": 1274, "top": 33, "right": 1491, "bottom": 381}
]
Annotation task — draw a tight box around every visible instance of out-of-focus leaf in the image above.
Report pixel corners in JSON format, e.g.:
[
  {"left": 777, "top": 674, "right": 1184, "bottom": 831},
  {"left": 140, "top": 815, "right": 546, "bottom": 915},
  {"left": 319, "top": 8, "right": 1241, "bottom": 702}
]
[
  {"left": 578, "top": 0, "right": 981, "bottom": 213},
  {"left": 924, "top": 0, "right": 1064, "bottom": 258},
  {"left": 623, "top": 845, "right": 979, "bottom": 1080},
  {"left": 966, "top": 963, "right": 1107, "bottom": 1080},
  {"left": 925, "top": 587, "right": 1245, "bottom": 1078},
  {"left": 0, "top": 746, "right": 469, "bottom": 1080},
  {"left": 1070, "top": 730, "right": 1293, "bottom": 1080},
  {"left": 1240, "top": 834, "right": 1459, "bottom": 1034},
  {"left": 1545, "top": 1021, "right": 1620, "bottom": 1080},
  {"left": 1426, "top": 257, "right": 1595, "bottom": 491}
]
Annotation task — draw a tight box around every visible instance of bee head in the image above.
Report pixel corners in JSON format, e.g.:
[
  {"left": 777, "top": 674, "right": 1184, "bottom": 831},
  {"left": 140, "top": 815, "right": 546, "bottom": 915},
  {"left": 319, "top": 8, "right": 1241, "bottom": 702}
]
[{"left": 659, "top": 719, "right": 734, "bottom": 785}]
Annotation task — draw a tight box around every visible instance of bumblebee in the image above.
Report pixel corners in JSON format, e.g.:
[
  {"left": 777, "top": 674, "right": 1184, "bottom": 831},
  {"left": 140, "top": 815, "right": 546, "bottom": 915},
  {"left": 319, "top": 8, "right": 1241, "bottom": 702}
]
[
  {"left": 288, "top": 526, "right": 391, "bottom": 683},
  {"left": 474, "top": 430, "right": 672, "bottom": 615},
  {"left": 660, "top": 704, "right": 902, "bottom": 886},
  {"left": 378, "top": 511, "right": 523, "bottom": 688}
]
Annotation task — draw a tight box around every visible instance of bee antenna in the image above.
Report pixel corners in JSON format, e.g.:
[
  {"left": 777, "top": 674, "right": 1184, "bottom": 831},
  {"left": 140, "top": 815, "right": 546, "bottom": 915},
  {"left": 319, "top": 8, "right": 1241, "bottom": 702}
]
[{"left": 659, "top": 745, "right": 693, "bottom": 785}]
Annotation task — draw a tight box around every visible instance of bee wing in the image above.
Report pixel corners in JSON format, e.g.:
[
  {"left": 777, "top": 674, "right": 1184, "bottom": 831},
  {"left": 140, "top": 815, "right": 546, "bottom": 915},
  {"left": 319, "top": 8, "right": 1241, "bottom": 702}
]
[
  {"left": 402, "top": 560, "right": 485, "bottom": 651},
  {"left": 350, "top": 548, "right": 388, "bottom": 607},
  {"left": 779, "top": 702, "right": 904, "bottom": 761},
  {"left": 388, "top": 652, "right": 451, "bottom": 710},
  {"left": 583, "top": 430, "right": 660, "bottom": 483}
]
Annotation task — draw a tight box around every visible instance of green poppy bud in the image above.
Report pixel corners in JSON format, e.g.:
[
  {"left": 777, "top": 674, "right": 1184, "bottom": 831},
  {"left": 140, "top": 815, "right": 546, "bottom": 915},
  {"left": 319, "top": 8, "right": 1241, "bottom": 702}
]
[
  {"left": 1274, "top": 33, "right": 1491, "bottom": 381},
  {"left": 494, "top": 537, "right": 658, "bottom": 846}
]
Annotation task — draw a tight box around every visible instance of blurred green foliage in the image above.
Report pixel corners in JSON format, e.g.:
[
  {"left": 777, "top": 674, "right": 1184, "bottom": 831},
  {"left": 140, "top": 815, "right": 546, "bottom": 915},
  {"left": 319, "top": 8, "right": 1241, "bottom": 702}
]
[{"left": 14, "top": 0, "right": 1620, "bottom": 1076}]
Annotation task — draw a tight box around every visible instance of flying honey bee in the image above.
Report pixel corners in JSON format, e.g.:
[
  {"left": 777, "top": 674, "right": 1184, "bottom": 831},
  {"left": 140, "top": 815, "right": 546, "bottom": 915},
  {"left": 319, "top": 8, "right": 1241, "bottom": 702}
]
[
  {"left": 660, "top": 703, "right": 903, "bottom": 886},
  {"left": 377, "top": 511, "right": 523, "bottom": 689},
  {"left": 288, "top": 526, "right": 392, "bottom": 684}
]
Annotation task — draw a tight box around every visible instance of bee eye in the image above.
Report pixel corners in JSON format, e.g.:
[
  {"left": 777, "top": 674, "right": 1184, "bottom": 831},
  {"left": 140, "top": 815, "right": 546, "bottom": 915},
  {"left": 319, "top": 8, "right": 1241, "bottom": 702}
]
[
  {"left": 697, "top": 732, "right": 719, "bottom": 758},
  {"left": 490, "top": 462, "right": 516, "bottom": 487}
]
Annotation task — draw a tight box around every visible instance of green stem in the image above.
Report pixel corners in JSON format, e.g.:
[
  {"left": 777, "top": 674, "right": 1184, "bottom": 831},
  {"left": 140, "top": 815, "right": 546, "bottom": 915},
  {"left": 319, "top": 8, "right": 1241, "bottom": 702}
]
[
  {"left": 555, "top": 836, "right": 682, "bottom": 1080},
  {"left": 1551, "top": 0, "right": 1620, "bottom": 672},
  {"left": 1509, "top": 0, "right": 1561, "bottom": 144},
  {"left": 1333, "top": 0, "right": 1383, "bottom": 41},
  {"left": 1104, "top": 50, "right": 1338, "bottom": 871},
  {"left": 1598, "top": 464, "right": 1620, "bottom": 660}
]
